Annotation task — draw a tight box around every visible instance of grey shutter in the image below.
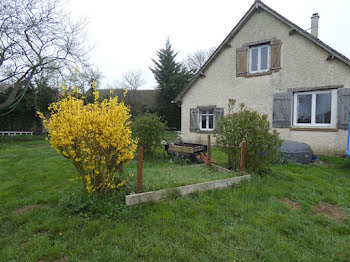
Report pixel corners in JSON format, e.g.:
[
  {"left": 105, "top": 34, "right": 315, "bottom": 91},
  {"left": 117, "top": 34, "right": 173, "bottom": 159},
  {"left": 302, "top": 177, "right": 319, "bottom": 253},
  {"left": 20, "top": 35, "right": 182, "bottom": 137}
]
[
  {"left": 190, "top": 108, "right": 199, "bottom": 132},
  {"left": 270, "top": 40, "right": 282, "bottom": 70},
  {"left": 214, "top": 108, "right": 224, "bottom": 130},
  {"left": 272, "top": 92, "right": 292, "bottom": 128},
  {"left": 337, "top": 88, "right": 350, "bottom": 129},
  {"left": 236, "top": 47, "right": 248, "bottom": 77}
]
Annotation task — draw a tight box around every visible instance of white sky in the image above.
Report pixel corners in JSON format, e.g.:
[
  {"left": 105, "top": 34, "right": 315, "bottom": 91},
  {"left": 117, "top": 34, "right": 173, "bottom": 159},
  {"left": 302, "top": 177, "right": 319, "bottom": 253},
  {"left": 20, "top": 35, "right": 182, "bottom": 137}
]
[{"left": 66, "top": 0, "right": 350, "bottom": 89}]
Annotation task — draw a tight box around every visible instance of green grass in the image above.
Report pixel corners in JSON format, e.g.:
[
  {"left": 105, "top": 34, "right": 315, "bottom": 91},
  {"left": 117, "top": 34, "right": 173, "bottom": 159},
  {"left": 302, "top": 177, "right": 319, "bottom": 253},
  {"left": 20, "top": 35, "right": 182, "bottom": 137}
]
[{"left": 1, "top": 136, "right": 350, "bottom": 261}]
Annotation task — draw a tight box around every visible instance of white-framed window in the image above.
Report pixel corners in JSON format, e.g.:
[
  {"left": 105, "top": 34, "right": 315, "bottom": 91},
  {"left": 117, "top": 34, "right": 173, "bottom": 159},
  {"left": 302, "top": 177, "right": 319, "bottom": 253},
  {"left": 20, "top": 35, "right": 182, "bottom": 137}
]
[
  {"left": 199, "top": 109, "right": 214, "bottom": 131},
  {"left": 249, "top": 44, "right": 270, "bottom": 73},
  {"left": 293, "top": 89, "right": 337, "bottom": 127}
]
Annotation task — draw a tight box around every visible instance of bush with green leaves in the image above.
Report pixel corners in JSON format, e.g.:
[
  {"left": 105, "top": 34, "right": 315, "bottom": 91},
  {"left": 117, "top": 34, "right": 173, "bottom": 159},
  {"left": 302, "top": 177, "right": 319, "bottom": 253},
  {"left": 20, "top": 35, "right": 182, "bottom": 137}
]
[
  {"left": 131, "top": 113, "right": 167, "bottom": 157},
  {"left": 215, "top": 100, "right": 282, "bottom": 173}
]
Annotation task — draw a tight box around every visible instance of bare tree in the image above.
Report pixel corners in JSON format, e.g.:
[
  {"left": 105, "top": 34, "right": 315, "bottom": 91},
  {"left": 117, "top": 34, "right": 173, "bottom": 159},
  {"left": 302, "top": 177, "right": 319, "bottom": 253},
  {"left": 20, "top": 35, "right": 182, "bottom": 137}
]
[
  {"left": 119, "top": 70, "right": 146, "bottom": 91},
  {"left": 184, "top": 47, "right": 216, "bottom": 73},
  {"left": 66, "top": 65, "right": 103, "bottom": 94},
  {"left": 0, "top": 0, "right": 91, "bottom": 110}
]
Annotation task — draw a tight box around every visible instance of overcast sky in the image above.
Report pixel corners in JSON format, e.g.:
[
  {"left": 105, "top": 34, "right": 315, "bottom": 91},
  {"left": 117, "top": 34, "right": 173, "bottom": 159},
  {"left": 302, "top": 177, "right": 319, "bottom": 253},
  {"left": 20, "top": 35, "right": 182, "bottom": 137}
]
[{"left": 66, "top": 0, "right": 350, "bottom": 89}]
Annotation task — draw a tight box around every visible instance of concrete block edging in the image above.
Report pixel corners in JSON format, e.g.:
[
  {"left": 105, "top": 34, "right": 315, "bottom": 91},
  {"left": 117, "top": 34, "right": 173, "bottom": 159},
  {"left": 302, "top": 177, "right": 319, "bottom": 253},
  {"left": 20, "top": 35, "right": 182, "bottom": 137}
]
[{"left": 125, "top": 175, "right": 251, "bottom": 206}]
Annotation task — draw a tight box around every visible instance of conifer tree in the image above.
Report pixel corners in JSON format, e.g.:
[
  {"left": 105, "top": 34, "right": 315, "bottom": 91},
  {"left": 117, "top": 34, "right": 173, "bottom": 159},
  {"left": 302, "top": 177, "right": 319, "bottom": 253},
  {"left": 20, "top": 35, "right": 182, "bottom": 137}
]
[{"left": 150, "top": 39, "right": 192, "bottom": 129}]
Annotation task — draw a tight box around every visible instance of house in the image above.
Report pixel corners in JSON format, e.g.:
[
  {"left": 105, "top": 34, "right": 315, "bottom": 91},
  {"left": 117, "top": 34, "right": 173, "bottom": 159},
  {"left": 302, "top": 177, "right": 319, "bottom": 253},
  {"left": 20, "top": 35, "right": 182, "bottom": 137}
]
[{"left": 174, "top": 0, "right": 350, "bottom": 155}]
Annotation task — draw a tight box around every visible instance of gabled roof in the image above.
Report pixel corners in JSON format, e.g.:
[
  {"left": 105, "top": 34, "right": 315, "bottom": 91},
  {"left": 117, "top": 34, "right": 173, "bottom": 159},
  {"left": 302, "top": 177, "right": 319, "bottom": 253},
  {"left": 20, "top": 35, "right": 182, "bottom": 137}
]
[{"left": 175, "top": 0, "right": 350, "bottom": 103}]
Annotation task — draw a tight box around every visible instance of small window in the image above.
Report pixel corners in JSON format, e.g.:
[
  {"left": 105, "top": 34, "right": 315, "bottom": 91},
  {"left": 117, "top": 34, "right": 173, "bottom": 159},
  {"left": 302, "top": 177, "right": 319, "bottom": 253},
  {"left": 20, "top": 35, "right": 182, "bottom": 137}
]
[
  {"left": 293, "top": 90, "right": 335, "bottom": 127},
  {"left": 249, "top": 44, "right": 270, "bottom": 73},
  {"left": 199, "top": 109, "right": 214, "bottom": 131}
]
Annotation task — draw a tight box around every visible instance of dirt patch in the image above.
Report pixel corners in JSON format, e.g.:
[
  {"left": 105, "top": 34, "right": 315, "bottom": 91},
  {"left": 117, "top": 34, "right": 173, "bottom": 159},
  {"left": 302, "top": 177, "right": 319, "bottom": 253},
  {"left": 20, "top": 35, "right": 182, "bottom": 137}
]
[
  {"left": 314, "top": 202, "right": 346, "bottom": 223},
  {"left": 13, "top": 204, "right": 47, "bottom": 215},
  {"left": 279, "top": 197, "right": 300, "bottom": 209}
]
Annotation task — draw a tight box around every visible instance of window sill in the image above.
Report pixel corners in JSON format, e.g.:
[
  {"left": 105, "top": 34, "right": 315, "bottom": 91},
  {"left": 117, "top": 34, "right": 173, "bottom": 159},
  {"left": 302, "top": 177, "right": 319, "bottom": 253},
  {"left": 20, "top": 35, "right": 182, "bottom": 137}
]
[
  {"left": 197, "top": 130, "right": 215, "bottom": 134},
  {"left": 245, "top": 71, "right": 272, "bottom": 78},
  {"left": 290, "top": 127, "right": 338, "bottom": 132}
]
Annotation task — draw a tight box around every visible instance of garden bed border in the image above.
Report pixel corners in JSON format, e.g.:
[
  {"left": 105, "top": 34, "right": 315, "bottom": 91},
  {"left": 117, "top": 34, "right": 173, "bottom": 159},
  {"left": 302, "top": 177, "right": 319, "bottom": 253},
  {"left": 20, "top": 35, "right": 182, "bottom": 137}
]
[{"left": 125, "top": 174, "right": 251, "bottom": 206}]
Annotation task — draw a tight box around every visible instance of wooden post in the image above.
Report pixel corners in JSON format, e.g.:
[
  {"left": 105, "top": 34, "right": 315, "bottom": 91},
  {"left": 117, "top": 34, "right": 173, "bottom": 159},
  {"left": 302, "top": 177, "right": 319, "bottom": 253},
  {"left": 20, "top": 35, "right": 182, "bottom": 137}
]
[
  {"left": 137, "top": 146, "right": 143, "bottom": 193},
  {"left": 207, "top": 135, "right": 211, "bottom": 166},
  {"left": 240, "top": 141, "right": 246, "bottom": 176}
]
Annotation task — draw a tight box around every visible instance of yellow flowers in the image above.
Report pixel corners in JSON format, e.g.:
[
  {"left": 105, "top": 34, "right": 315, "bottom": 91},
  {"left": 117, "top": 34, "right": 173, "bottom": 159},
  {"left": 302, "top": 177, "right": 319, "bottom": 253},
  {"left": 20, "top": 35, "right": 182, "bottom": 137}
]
[
  {"left": 123, "top": 87, "right": 128, "bottom": 97},
  {"left": 38, "top": 82, "right": 137, "bottom": 195}
]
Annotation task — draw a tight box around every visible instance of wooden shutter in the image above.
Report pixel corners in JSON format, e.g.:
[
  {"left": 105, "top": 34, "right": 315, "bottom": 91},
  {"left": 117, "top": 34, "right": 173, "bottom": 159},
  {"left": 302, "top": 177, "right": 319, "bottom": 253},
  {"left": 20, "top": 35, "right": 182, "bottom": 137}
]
[
  {"left": 337, "top": 88, "right": 350, "bottom": 129},
  {"left": 236, "top": 47, "right": 248, "bottom": 77},
  {"left": 214, "top": 108, "right": 224, "bottom": 130},
  {"left": 190, "top": 108, "right": 199, "bottom": 132},
  {"left": 272, "top": 92, "right": 292, "bottom": 128},
  {"left": 270, "top": 40, "right": 282, "bottom": 70}
]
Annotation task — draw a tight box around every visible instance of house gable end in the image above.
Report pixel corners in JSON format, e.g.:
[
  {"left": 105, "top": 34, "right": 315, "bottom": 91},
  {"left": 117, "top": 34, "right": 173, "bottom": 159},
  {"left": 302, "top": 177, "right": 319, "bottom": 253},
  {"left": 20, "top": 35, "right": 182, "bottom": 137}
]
[{"left": 175, "top": 0, "right": 350, "bottom": 103}]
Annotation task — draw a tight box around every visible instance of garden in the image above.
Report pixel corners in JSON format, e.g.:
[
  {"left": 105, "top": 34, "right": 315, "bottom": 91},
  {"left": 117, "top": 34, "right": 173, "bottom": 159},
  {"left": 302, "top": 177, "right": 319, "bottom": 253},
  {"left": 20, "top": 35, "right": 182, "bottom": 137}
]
[{"left": 1, "top": 135, "right": 350, "bottom": 261}]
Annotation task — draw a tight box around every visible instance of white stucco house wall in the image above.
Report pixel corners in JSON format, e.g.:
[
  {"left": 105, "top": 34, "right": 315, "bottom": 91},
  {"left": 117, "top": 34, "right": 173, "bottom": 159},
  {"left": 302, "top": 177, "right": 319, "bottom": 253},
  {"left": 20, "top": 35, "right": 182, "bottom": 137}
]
[{"left": 174, "top": 0, "right": 350, "bottom": 155}]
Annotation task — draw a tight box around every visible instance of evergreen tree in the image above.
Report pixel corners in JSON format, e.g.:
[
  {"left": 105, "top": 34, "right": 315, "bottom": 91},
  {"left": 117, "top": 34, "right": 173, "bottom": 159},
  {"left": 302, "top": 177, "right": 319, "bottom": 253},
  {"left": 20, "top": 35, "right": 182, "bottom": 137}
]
[{"left": 150, "top": 39, "right": 192, "bottom": 129}]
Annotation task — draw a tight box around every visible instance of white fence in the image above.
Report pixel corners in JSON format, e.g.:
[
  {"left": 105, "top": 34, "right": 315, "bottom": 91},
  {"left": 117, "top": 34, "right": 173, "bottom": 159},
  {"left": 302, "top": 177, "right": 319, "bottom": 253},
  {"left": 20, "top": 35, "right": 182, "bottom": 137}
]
[{"left": 0, "top": 131, "right": 33, "bottom": 136}]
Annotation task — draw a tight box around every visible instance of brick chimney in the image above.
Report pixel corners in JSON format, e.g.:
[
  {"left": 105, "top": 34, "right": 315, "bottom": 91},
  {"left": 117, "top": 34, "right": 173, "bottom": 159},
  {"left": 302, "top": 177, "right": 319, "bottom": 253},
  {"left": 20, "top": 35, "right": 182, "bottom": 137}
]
[{"left": 311, "top": 13, "right": 320, "bottom": 38}]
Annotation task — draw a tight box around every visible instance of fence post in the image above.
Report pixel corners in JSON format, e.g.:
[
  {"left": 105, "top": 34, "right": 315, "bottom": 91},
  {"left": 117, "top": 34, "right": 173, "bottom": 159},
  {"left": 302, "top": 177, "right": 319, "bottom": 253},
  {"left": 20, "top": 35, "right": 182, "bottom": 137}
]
[
  {"left": 207, "top": 135, "right": 211, "bottom": 166},
  {"left": 137, "top": 146, "right": 143, "bottom": 193},
  {"left": 240, "top": 141, "right": 246, "bottom": 176}
]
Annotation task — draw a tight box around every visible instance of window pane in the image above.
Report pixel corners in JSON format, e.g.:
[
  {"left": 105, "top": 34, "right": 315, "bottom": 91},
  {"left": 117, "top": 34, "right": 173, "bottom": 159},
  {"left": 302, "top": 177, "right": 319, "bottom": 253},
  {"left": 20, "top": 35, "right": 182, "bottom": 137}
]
[
  {"left": 201, "top": 115, "right": 206, "bottom": 129},
  {"left": 200, "top": 110, "right": 206, "bottom": 115},
  {"left": 209, "top": 115, "right": 214, "bottom": 129},
  {"left": 208, "top": 109, "right": 214, "bottom": 114},
  {"left": 251, "top": 48, "right": 258, "bottom": 72},
  {"left": 316, "top": 93, "right": 331, "bottom": 124},
  {"left": 297, "top": 94, "right": 312, "bottom": 123},
  {"left": 260, "top": 46, "right": 268, "bottom": 70}
]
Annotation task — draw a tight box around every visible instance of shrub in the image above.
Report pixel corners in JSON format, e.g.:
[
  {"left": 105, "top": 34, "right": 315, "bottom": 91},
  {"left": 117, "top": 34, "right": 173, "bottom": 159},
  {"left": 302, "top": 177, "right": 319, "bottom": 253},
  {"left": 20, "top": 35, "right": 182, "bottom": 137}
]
[
  {"left": 131, "top": 113, "right": 167, "bottom": 157},
  {"left": 38, "top": 84, "right": 137, "bottom": 195},
  {"left": 215, "top": 100, "right": 282, "bottom": 173}
]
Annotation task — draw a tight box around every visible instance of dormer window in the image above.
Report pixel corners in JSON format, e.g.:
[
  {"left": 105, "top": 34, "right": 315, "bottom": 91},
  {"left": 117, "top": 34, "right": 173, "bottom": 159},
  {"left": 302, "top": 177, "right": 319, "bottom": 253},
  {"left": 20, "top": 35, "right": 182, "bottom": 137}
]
[{"left": 249, "top": 44, "right": 270, "bottom": 73}]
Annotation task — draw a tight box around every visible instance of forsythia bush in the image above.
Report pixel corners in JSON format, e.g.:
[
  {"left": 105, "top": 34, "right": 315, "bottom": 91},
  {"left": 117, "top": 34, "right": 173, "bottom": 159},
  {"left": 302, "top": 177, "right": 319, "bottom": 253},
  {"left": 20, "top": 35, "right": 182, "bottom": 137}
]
[
  {"left": 38, "top": 84, "right": 137, "bottom": 194},
  {"left": 215, "top": 99, "right": 282, "bottom": 174}
]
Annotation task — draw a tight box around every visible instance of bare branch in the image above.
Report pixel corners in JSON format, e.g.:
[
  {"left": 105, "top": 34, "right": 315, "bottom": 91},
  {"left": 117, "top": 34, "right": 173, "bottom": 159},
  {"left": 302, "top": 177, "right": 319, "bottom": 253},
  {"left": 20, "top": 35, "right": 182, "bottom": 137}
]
[
  {"left": 184, "top": 47, "right": 216, "bottom": 73},
  {"left": 119, "top": 70, "right": 146, "bottom": 91},
  {"left": 0, "top": 0, "right": 92, "bottom": 109}
]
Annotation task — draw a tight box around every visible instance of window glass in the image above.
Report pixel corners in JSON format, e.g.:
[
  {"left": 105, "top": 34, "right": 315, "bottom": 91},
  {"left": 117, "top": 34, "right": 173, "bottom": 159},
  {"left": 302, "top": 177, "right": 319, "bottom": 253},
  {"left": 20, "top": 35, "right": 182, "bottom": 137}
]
[
  {"left": 251, "top": 48, "right": 258, "bottom": 72},
  {"left": 297, "top": 94, "right": 312, "bottom": 123},
  {"left": 316, "top": 93, "right": 331, "bottom": 124},
  {"left": 249, "top": 45, "right": 269, "bottom": 73},
  {"left": 209, "top": 115, "right": 214, "bottom": 129},
  {"left": 201, "top": 115, "right": 206, "bottom": 129},
  {"left": 260, "top": 46, "right": 268, "bottom": 70},
  {"left": 199, "top": 108, "right": 215, "bottom": 130}
]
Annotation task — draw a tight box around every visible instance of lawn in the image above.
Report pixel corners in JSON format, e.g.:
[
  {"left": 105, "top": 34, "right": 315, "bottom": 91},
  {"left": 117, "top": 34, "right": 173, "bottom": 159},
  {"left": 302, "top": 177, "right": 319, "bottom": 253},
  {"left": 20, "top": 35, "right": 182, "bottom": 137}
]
[{"left": 1, "top": 136, "right": 350, "bottom": 261}]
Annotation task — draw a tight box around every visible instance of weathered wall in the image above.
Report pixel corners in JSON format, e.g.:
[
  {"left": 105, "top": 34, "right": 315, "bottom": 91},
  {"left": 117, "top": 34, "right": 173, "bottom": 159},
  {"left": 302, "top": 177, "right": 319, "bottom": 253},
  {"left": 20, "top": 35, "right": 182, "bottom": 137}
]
[{"left": 181, "top": 9, "right": 350, "bottom": 155}]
